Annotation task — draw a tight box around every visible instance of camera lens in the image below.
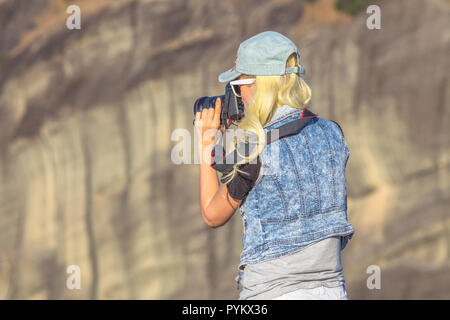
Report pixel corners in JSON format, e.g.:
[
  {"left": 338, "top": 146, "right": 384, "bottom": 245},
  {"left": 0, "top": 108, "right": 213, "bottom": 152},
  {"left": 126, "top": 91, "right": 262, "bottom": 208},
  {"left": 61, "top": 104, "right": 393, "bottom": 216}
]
[
  {"left": 193, "top": 95, "right": 226, "bottom": 126},
  {"left": 193, "top": 96, "right": 218, "bottom": 115}
]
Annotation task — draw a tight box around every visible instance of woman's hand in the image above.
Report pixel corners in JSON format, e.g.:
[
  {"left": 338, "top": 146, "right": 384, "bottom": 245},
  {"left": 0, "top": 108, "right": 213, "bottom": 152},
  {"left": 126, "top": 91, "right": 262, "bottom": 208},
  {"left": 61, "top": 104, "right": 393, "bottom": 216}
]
[
  {"left": 195, "top": 97, "right": 241, "bottom": 228},
  {"left": 194, "top": 98, "right": 222, "bottom": 147}
]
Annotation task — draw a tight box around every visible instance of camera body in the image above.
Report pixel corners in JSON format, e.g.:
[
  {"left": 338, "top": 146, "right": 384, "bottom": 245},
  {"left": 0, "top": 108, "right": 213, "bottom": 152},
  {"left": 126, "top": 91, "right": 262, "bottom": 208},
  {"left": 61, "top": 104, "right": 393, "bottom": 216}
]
[{"left": 193, "top": 83, "right": 245, "bottom": 129}]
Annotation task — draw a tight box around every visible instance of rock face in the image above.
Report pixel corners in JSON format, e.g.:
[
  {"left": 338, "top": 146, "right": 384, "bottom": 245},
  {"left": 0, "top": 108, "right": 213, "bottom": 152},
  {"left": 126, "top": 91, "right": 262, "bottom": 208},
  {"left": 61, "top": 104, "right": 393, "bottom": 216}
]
[{"left": 0, "top": 0, "right": 448, "bottom": 299}]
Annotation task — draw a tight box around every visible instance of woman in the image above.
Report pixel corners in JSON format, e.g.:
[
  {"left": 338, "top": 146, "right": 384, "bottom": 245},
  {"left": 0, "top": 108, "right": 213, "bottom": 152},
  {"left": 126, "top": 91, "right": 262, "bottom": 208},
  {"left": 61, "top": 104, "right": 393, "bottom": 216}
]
[{"left": 194, "top": 31, "right": 354, "bottom": 300}]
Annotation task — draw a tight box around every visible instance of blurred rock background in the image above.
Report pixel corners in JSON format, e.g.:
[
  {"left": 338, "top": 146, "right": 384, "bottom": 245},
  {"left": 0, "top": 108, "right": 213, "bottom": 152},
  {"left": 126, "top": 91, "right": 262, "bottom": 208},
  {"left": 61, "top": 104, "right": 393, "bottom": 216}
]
[{"left": 0, "top": 0, "right": 448, "bottom": 299}]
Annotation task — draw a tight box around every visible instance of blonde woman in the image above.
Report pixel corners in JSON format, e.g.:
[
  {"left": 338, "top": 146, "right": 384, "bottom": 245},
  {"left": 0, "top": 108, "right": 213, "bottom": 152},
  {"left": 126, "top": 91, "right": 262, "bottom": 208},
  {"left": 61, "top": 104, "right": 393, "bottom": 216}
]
[{"left": 194, "top": 31, "right": 354, "bottom": 300}]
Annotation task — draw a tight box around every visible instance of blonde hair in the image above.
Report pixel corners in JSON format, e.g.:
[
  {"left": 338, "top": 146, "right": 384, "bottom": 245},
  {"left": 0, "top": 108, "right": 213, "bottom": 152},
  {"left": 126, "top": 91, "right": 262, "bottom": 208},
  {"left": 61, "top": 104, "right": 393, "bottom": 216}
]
[{"left": 221, "top": 53, "right": 312, "bottom": 185}]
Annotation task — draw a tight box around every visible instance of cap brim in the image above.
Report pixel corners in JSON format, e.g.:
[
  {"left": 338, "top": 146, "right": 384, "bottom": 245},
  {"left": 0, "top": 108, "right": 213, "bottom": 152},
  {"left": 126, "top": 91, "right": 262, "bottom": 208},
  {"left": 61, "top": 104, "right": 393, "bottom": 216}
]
[{"left": 218, "top": 68, "right": 241, "bottom": 83}]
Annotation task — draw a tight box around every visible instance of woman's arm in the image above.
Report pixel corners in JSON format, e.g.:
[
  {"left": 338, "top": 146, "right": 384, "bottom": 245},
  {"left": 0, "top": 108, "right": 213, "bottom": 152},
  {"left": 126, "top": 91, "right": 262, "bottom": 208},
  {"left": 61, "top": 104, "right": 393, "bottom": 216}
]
[
  {"left": 199, "top": 151, "right": 241, "bottom": 227},
  {"left": 195, "top": 99, "right": 241, "bottom": 228}
]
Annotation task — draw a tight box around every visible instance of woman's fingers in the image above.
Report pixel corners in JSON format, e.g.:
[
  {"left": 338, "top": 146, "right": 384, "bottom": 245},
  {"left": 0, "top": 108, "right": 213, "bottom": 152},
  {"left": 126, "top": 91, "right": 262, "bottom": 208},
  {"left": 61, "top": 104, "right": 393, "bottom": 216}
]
[
  {"left": 196, "top": 99, "right": 221, "bottom": 130},
  {"left": 203, "top": 106, "right": 214, "bottom": 124},
  {"left": 201, "top": 108, "right": 210, "bottom": 127},
  {"left": 213, "top": 98, "right": 221, "bottom": 124},
  {"left": 208, "top": 106, "right": 215, "bottom": 120}
]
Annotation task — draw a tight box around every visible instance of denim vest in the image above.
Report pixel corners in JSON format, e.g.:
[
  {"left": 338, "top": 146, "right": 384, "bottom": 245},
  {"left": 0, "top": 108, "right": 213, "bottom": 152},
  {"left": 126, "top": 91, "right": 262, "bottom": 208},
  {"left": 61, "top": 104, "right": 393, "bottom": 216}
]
[{"left": 237, "top": 105, "right": 355, "bottom": 272}]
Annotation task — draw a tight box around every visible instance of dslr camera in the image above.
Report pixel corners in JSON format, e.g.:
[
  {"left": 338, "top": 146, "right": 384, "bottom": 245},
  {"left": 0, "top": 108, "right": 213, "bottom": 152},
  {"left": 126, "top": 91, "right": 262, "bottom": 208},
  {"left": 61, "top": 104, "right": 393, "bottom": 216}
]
[{"left": 193, "top": 82, "right": 245, "bottom": 129}]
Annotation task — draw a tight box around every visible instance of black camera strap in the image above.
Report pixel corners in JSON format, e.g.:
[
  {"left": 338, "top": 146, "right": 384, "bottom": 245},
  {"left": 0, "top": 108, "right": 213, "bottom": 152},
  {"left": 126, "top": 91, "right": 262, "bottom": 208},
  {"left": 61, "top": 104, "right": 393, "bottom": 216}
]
[
  {"left": 266, "top": 107, "right": 317, "bottom": 145},
  {"left": 211, "top": 108, "right": 318, "bottom": 174}
]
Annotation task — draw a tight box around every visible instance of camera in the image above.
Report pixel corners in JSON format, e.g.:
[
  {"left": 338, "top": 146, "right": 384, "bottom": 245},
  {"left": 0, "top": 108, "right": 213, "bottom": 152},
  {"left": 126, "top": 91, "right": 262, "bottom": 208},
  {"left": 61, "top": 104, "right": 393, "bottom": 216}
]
[{"left": 193, "top": 82, "right": 245, "bottom": 129}]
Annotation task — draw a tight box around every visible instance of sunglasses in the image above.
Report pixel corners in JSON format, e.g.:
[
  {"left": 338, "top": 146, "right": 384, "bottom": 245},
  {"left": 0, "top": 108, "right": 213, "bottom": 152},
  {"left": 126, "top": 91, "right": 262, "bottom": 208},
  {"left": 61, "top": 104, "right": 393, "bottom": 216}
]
[{"left": 229, "top": 78, "right": 256, "bottom": 97}]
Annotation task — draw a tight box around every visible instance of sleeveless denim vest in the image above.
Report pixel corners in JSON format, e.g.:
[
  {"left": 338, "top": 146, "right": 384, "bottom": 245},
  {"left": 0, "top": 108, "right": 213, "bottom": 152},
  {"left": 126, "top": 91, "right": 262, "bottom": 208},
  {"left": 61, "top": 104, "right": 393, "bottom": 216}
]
[{"left": 237, "top": 105, "right": 355, "bottom": 272}]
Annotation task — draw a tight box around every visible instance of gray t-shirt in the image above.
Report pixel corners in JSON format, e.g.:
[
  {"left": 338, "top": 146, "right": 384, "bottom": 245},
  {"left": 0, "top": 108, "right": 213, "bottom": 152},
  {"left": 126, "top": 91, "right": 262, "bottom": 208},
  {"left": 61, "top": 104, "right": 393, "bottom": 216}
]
[{"left": 236, "top": 236, "right": 345, "bottom": 300}]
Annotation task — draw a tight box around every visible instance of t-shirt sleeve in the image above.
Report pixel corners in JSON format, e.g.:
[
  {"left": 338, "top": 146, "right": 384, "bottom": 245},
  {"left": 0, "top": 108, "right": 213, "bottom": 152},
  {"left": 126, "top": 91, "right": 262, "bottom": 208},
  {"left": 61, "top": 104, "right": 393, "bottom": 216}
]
[{"left": 222, "top": 156, "right": 262, "bottom": 201}]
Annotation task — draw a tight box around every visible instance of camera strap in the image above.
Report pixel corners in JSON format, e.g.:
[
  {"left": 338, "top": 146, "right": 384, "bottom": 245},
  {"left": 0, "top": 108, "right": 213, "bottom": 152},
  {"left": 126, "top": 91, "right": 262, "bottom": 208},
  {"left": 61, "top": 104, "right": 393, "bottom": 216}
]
[
  {"left": 266, "top": 107, "right": 317, "bottom": 145},
  {"left": 211, "top": 108, "right": 318, "bottom": 174}
]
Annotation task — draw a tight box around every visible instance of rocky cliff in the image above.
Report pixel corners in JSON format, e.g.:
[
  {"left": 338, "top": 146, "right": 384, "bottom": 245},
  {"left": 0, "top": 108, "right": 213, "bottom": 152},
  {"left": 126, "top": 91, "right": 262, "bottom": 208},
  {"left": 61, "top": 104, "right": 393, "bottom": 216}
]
[{"left": 0, "top": 0, "right": 448, "bottom": 299}]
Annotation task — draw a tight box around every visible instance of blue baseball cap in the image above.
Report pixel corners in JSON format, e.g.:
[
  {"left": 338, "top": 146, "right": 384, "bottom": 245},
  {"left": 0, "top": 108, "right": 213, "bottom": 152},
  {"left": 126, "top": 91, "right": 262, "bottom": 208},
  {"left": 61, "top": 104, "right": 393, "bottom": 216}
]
[{"left": 218, "top": 31, "right": 306, "bottom": 83}]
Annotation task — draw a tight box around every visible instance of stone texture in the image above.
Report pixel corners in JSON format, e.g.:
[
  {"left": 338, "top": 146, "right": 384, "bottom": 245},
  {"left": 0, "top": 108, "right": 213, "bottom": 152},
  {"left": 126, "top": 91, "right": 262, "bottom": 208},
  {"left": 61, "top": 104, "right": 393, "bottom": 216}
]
[{"left": 0, "top": 0, "right": 448, "bottom": 299}]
